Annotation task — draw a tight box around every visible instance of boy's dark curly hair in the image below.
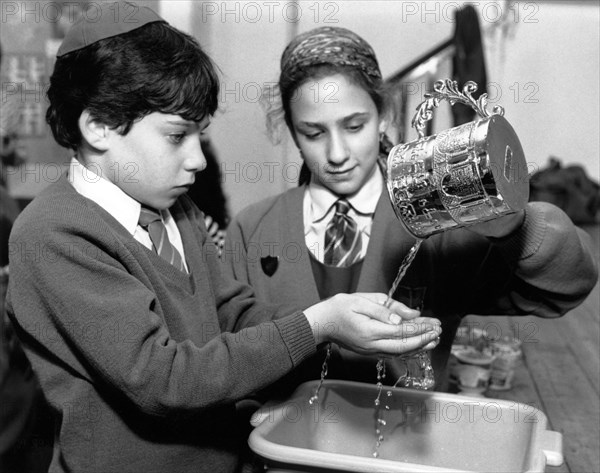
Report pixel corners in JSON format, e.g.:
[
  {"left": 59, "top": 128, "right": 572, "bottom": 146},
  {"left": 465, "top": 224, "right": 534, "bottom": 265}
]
[{"left": 46, "top": 22, "right": 220, "bottom": 150}]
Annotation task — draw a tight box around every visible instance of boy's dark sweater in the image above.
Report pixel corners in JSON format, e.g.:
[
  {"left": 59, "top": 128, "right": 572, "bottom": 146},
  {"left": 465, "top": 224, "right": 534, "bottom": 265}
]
[{"left": 6, "top": 175, "right": 316, "bottom": 473}]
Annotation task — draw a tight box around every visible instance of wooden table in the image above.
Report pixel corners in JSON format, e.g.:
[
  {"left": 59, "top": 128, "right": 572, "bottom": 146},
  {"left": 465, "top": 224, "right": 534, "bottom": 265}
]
[{"left": 463, "top": 224, "right": 599, "bottom": 473}]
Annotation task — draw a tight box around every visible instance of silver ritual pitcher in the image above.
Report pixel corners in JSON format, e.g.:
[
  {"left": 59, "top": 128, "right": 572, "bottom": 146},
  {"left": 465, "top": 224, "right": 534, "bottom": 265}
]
[{"left": 387, "top": 79, "right": 529, "bottom": 239}]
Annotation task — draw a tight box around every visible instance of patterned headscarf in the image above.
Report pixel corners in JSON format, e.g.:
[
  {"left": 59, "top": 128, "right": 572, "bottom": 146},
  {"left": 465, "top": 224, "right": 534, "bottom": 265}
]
[
  {"left": 262, "top": 27, "right": 384, "bottom": 145},
  {"left": 280, "top": 26, "right": 382, "bottom": 81}
]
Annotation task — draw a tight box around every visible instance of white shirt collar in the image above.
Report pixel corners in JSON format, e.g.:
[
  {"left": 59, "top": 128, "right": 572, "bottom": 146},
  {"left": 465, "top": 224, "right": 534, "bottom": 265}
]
[
  {"left": 307, "top": 166, "right": 383, "bottom": 223},
  {"left": 67, "top": 157, "right": 141, "bottom": 235}
]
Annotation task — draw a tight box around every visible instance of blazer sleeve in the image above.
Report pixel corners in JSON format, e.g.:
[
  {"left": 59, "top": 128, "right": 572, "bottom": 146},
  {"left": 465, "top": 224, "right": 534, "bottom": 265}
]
[
  {"left": 436, "top": 202, "right": 598, "bottom": 318},
  {"left": 221, "top": 215, "right": 252, "bottom": 285}
]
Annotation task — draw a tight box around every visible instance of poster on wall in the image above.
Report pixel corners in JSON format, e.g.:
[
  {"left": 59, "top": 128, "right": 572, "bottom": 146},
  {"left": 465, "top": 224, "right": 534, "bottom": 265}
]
[{"left": 1, "top": 1, "right": 84, "bottom": 198}]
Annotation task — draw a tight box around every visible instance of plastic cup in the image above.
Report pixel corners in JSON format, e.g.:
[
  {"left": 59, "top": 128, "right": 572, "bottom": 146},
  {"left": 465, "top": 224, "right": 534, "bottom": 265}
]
[
  {"left": 488, "top": 338, "right": 522, "bottom": 391},
  {"left": 452, "top": 348, "right": 495, "bottom": 396}
]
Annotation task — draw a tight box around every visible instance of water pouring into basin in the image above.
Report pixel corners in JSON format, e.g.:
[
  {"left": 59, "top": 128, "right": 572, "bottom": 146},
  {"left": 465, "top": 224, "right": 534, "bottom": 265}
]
[
  {"left": 383, "top": 78, "right": 529, "bottom": 397},
  {"left": 373, "top": 78, "right": 529, "bottom": 457},
  {"left": 309, "top": 77, "right": 530, "bottom": 459}
]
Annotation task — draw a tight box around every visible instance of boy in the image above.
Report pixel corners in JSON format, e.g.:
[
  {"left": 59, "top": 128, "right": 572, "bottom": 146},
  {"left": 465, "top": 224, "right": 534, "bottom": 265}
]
[{"left": 5, "top": 3, "right": 441, "bottom": 472}]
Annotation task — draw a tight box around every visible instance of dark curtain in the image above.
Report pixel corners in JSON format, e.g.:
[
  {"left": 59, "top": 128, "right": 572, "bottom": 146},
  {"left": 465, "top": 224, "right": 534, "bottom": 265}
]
[{"left": 452, "top": 5, "right": 488, "bottom": 126}]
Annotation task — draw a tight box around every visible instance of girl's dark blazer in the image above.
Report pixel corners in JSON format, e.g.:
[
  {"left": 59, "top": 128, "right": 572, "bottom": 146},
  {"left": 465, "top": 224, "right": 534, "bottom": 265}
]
[
  {"left": 226, "top": 186, "right": 471, "bottom": 383},
  {"left": 224, "top": 185, "right": 596, "bottom": 386}
]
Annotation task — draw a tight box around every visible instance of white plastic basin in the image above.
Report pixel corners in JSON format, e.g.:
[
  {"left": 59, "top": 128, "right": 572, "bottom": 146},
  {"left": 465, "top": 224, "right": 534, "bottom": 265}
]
[{"left": 249, "top": 380, "right": 563, "bottom": 472}]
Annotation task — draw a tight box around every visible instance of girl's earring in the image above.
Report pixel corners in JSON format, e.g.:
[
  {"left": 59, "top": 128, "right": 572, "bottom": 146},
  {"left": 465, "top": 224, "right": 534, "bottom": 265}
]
[
  {"left": 379, "top": 132, "right": 393, "bottom": 155},
  {"left": 378, "top": 132, "right": 394, "bottom": 173}
]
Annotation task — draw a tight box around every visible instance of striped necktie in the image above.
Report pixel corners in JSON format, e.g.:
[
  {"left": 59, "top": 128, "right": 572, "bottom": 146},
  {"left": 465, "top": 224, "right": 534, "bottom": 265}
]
[
  {"left": 324, "top": 199, "right": 363, "bottom": 267},
  {"left": 138, "top": 207, "right": 187, "bottom": 273}
]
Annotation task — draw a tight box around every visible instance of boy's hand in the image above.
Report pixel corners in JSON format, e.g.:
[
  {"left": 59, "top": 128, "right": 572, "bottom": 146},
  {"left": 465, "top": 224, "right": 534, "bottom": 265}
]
[{"left": 303, "top": 293, "right": 442, "bottom": 357}]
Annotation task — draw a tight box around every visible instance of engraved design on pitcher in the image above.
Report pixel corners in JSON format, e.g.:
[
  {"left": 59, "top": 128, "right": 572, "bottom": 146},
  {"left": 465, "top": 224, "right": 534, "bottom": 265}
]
[
  {"left": 433, "top": 123, "right": 491, "bottom": 225},
  {"left": 386, "top": 78, "right": 525, "bottom": 239}
]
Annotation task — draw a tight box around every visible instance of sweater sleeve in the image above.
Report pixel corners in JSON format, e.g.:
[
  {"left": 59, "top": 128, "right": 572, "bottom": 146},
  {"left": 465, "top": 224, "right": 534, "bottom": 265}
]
[
  {"left": 444, "top": 201, "right": 598, "bottom": 318},
  {"left": 490, "top": 201, "right": 598, "bottom": 316},
  {"left": 209, "top": 212, "right": 315, "bottom": 365},
  {"left": 7, "top": 199, "right": 316, "bottom": 418}
]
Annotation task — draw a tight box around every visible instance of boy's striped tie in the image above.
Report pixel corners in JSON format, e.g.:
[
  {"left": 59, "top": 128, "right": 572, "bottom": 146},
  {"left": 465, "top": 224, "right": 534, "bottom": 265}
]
[
  {"left": 138, "top": 207, "right": 187, "bottom": 273},
  {"left": 323, "top": 199, "right": 363, "bottom": 267}
]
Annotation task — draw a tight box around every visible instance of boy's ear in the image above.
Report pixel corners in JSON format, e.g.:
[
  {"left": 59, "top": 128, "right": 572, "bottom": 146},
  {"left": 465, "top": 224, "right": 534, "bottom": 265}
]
[{"left": 78, "top": 110, "right": 111, "bottom": 151}]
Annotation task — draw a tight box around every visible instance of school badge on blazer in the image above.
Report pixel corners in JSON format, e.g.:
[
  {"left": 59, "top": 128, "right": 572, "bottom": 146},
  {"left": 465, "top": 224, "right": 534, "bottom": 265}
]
[{"left": 261, "top": 256, "right": 279, "bottom": 277}]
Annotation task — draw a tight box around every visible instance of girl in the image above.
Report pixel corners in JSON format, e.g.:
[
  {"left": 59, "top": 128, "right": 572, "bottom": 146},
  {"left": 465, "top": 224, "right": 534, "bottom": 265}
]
[{"left": 224, "top": 26, "right": 597, "bottom": 394}]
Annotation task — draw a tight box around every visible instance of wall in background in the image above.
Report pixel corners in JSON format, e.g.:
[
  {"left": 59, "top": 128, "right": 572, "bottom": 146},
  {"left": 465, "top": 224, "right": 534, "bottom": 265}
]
[
  {"left": 1, "top": 0, "right": 70, "bottom": 198},
  {"left": 1, "top": 0, "right": 160, "bottom": 199},
  {"left": 2, "top": 1, "right": 598, "bottom": 217},
  {"left": 178, "top": 0, "right": 599, "bottom": 217},
  {"left": 487, "top": 2, "right": 600, "bottom": 181}
]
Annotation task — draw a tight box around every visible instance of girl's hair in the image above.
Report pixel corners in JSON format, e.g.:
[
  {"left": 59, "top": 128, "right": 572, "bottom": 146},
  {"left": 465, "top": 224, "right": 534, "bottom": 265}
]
[
  {"left": 281, "top": 63, "right": 389, "bottom": 134},
  {"left": 46, "top": 22, "right": 220, "bottom": 150},
  {"left": 261, "top": 27, "right": 393, "bottom": 145},
  {"left": 260, "top": 27, "right": 395, "bottom": 185}
]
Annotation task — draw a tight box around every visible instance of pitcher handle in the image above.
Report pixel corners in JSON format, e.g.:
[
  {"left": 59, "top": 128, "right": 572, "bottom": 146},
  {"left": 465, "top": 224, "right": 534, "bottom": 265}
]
[{"left": 412, "top": 79, "right": 505, "bottom": 139}]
